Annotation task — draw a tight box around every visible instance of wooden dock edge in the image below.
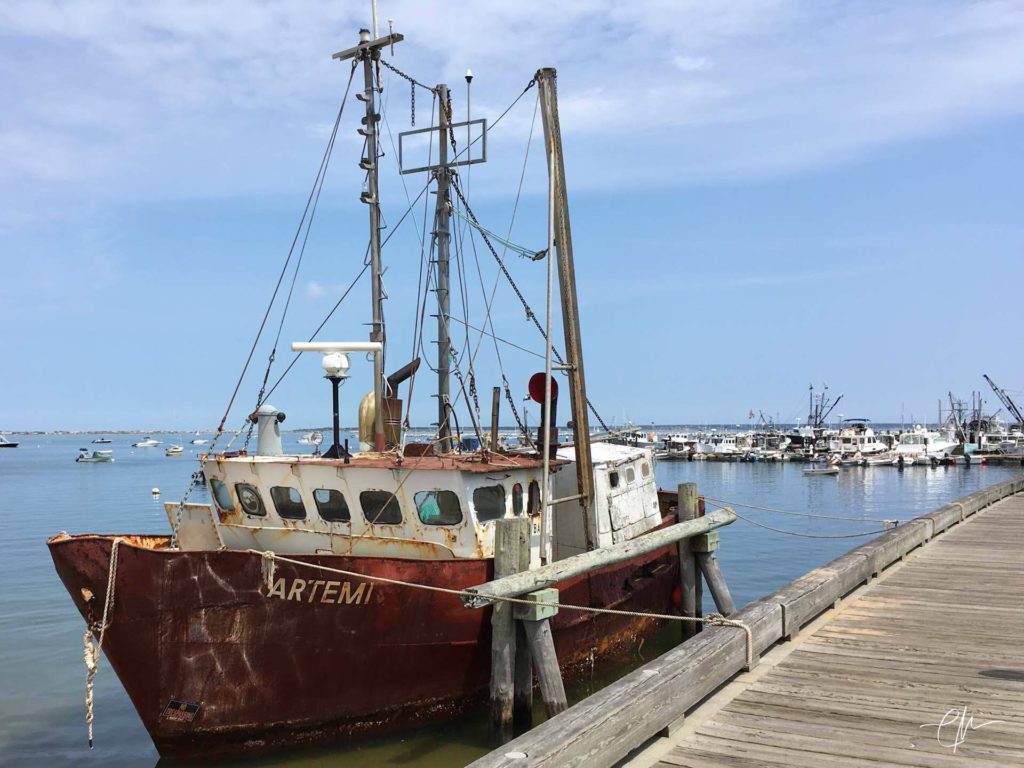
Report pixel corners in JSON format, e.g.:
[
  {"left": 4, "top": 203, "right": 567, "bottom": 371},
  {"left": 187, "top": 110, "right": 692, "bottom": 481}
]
[{"left": 466, "top": 476, "right": 1024, "bottom": 768}]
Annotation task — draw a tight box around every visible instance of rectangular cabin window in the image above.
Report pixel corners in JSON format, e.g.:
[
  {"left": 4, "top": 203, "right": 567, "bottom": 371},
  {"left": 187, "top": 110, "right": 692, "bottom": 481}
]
[
  {"left": 360, "top": 490, "right": 403, "bottom": 525},
  {"left": 270, "top": 486, "right": 306, "bottom": 520},
  {"left": 235, "top": 483, "right": 266, "bottom": 517},
  {"left": 415, "top": 490, "right": 463, "bottom": 526},
  {"left": 473, "top": 485, "right": 506, "bottom": 523},
  {"left": 609, "top": 471, "right": 620, "bottom": 489},
  {"left": 210, "top": 478, "right": 235, "bottom": 512},
  {"left": 314, "top": 488, "right": 350, "bottom": 523}
]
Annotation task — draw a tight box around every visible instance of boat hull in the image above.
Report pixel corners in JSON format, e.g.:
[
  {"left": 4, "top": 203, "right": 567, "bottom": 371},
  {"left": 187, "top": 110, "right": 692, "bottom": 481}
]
[{"left": 48, "top": 531, "right": 679, "bottom": 759}]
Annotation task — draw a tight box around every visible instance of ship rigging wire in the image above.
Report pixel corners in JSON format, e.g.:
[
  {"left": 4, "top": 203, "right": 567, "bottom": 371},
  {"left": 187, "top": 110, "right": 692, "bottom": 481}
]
[{"left": 208, "top": 60, "right": 358, "bottom": 454}]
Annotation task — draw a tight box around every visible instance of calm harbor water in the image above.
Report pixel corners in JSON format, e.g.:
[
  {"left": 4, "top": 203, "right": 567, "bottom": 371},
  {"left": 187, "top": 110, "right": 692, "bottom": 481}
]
[{"left": 1, "top": 431, "right": 1019, "bottom": 767}]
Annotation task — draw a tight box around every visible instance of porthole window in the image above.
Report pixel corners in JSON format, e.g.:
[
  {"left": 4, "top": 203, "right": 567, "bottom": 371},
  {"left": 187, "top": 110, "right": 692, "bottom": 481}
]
[
  {"left": 235, "top": 483, "right": 266, "bottom": 517},
  {"left": 473, "top": 485, "right": 506, "bottom": 523},
  {"left": 270, "top": 486, "right": 306, "bottom": 520},
  {"left": 415, "top": 490, "right": 463, "bottom": 525},
  {"left": 626, "top": 467, "right": 636, "bottom": 483},
  {"left": 360, "top": 490, "right": 403, "bottom": 525},
  {"left": 528, "top": 481, "right": 540, "bottom": 517},
  {"left": 609, "top": 471, "right": 620, "bottom": 488},
  {"left": 210, "top": 478, "right": 234, "bottom": 512},
  {"left": 640, "top": 461, "right": 651, "bottom": 478},
  {"left": 512, "top": 483, "right": 524, "bottom": 516},
  {"left": 314, "top": 488, "right": 350, "bottom": 523}
]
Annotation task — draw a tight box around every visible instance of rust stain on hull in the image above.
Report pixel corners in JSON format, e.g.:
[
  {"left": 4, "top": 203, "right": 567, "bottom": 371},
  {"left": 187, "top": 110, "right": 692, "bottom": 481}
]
[{"left": 47, "top": 532, "right": 678, "bottom": 760}]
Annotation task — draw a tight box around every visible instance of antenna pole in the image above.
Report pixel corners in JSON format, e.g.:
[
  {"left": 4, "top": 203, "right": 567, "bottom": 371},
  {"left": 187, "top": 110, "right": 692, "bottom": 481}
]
[
  {"left": 434, "top": 83, "right": 453, "bottom": 453},
  {"left": 334, "top": 29, "right": 404, "bottom": 452},
  {"left": 536, "top": 67, "right": 596, "bottom": 550}
]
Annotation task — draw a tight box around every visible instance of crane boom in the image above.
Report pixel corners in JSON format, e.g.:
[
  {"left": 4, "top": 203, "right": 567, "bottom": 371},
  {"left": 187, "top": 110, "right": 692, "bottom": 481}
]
[{"left": 983, "top": 374, "right": 1024, "bottom": 427}]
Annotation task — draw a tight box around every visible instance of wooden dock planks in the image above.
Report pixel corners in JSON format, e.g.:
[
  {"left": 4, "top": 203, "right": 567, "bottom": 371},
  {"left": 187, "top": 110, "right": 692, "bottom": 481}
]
[{"left": 651, "top": 493, "right": 1024, "bottom": 767}]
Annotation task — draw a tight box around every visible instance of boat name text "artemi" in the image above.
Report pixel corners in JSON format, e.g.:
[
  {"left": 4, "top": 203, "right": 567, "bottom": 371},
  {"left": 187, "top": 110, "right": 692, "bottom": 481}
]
[{"left": 267, "top": 577, "right": 376, "bottom": 605}]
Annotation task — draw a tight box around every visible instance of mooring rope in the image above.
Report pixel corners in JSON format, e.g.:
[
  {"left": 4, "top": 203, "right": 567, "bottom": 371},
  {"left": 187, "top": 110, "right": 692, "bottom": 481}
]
[
  {"left": 84, "top": 538, "right": 120, "bottom": 748},
  {"left": 718, "top": 506, "right": 896, "bottom": 539},
  {"left": 702, "top": 495, "right": 898, "bottom": 526},
  {"left": 249, "top": 549, "right": 755, "bottom": 669}
]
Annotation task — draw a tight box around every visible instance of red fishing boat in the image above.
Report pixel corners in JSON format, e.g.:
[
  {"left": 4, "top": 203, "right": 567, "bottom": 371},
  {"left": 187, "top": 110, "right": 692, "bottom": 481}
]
[{"left": 49, "top": 26, "right": 681, "bottom": 759}]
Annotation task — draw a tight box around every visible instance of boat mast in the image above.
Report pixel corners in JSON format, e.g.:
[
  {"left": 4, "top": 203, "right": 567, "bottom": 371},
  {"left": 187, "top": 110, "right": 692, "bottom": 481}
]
[
  {"left": 333, "top": 28, "right": 404, "bottom": 452},
  {"left": 434, "top": 83, "right": 453, "bottom": 453},
  {"left": 536, "top": 68, "right": 596, "bottom": 550}
]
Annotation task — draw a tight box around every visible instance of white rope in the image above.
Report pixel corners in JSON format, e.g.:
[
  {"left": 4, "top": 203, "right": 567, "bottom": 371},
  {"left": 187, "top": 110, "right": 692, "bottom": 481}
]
[
  {"left": 250, "top": 549, "right": 755, "bottom": 668},
  {"left": 84, "top": 538, "right": 120, "bottom": 748}
]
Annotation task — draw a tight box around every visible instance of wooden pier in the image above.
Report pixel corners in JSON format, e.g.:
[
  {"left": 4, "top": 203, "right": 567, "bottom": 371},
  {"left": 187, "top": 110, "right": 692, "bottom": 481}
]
[{"left": 470, "top": 477, "right": 1024, "bottom": 768}]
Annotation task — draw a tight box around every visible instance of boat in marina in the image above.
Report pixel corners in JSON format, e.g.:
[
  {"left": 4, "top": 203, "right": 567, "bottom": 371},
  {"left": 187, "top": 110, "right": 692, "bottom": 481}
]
[
  {"left": 165, "top": 445, "right": 184, "bottom": 456},
  {"left": 0, "top": 434, "right": 18, "bottom": 448},
  {"left": 76, "top": 449, "right": 114, "bottom": 463},
  {"left": 48, "top": 32, "right": 682, "bottom": 760},
  {"left": 296, "top": 430, "right": 324, "bottom": 446},
  {"left": 894, "top": 425, "right": 957, "bottom": 464},
  {"left": 131, "top": 437, "right": 160, "bottom": 448},
  {"left": 803, "top": 465, "right": 839, "bottom": 476},
  {"left": 828, "top": 419, "right": 887, "bottom": 458},
  {"left": 92, "top": 437, "right": 113, "bottom": 444}
]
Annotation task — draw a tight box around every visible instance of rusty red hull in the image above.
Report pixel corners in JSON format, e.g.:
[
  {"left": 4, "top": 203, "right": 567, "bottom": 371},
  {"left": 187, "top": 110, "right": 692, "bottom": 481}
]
[{"left": 48, "top": 531, "right": 678, "bottom": 759}]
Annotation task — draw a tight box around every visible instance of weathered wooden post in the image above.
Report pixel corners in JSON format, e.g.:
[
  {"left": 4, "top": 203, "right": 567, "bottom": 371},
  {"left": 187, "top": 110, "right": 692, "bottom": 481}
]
[
  {"left": 677, "top": 483, "right": 702, "bottom": 639},
  {"left": 694, "top": 533, "right": 737, "bottom": 616},
  {"left": 512, "top": 519, "right": 533, "bottom": 730},
  {"left": 514, "top": 589, "right": 567, "bottom": 716},
  {"left": 492, "top": 518, "right": 527, "bottom": 736}
]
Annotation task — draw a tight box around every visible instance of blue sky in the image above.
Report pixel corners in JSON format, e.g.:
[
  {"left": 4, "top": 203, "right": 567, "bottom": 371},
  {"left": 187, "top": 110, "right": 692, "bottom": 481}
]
[{"left": 2, "top": 1, "right": 1023, "bottom": 432}]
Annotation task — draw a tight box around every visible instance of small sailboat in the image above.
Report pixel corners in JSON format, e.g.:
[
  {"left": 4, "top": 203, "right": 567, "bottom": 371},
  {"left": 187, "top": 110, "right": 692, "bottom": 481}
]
[
  {"left": 132, "top": 437, "right": 161, "bottom": 448},
  {"left": 165, "top": 445, "right": 184, "bottom": 456},
  {"left": 76, "top": 449, "right": 114, "bottom": 463}
]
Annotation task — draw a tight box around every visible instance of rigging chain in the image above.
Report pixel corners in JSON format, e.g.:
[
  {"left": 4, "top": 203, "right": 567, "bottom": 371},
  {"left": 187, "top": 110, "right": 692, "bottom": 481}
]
[{"left": 379, "top": 58, "right": 433, "bottom": 126}]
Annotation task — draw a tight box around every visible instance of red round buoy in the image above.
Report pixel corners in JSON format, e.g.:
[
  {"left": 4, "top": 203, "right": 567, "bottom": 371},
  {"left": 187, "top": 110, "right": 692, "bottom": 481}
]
[{"left": 528, "top": 372, "right": 558, "bottom": 404}]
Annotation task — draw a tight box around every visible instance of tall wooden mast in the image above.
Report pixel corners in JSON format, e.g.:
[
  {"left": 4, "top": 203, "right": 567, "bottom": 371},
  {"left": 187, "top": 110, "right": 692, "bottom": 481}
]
[{"left": 536, "top": 68, "right": 596, "bottom": 550}]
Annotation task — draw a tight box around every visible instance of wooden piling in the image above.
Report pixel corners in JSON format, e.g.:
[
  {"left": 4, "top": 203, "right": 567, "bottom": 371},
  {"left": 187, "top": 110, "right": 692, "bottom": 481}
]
[
  {"left": 511, "top": 518, "right": 533, "bottom": 730},
  {"left": 491, "top": 518, "right": 525, "bottom": 735},
  {"left": 677, "top": 483, "right": 702, "bottom": 639},
  {"left": 522, "top": 616, "right": 568, "bottom": 717},
  {"left": 696, "top": 552, "right": 737, "bottom": 615}
]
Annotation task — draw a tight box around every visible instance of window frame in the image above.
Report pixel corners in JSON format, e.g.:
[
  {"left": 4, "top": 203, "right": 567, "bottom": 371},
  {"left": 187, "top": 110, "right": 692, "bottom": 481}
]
[
  {"left": 414, "top": 489, "right": 463, "bottom": 526},
  {"left": 359, "top": 490, "right": 404, "bottom": 526},
  {"left": 270, "top": 486, "right": 307, "bottom": 520},
  {"left": 235, "top": 482, "right": 266, "bottom": 517},
  {"left": 472, "top": 484, "right": 507, "bottom": 523},
  {"left": 313, "top": 488, "right": 351, "bottom": 523},
  {"left": 210, "top": 478, "right": 235, "bottom": 512}
]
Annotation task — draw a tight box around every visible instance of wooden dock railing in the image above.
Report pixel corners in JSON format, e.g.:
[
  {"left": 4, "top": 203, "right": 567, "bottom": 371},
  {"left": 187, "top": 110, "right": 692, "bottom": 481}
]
[{"left": 468, "top": 476, "right": 1024, "bottom": 768}]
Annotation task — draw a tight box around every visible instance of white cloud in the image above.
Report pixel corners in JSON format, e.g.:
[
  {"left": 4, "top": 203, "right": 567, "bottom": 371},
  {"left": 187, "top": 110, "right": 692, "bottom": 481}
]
[{"left": 1, "top": 0, "right": 1023, "bottom": 222}]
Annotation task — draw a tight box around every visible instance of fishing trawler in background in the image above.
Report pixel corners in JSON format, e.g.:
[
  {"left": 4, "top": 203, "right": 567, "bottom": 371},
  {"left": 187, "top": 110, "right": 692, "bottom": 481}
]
[{"left": 49, "top": 27, "right": 681, "bottom": 760}]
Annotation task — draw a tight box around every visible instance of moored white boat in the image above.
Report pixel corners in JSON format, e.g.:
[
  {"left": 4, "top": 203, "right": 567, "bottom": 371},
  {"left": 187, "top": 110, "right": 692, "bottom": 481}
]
[
  {"left": 131, "top": 437, "right": 160, "bottom": 448},
  {"left": 76, "top": 449, "right": 114, "bottom": 463},
  {"left": 165, "top": 445, "right": 184, "bottom": 456}
]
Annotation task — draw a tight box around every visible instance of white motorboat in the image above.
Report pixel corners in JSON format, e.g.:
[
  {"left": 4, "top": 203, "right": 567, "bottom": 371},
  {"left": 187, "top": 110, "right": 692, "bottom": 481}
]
[
  {"left": 297, "top": 431, "right": 324, "bottom": 446},
  {"left": 132, "top": 437, "right": 161, "bottom": 448},
  {"left": 0, "top": 434, "right": 19, "bottom": 448},
  {"left": 76, "top": 449, "right": 114, "bottom": 463},
  {"left": 91, "top": 437, "right": 112, "bottom": 444},
  {"left": 190, "top": 438, "right": 208, "bottom": 445},
  {"left": 895, "top": 425, "right": 957, "bottom": 464},
  {"left": 829, "top": 419, "right": 887, "bottom": 457},
  {"left": 165, "top": 445, "right": 184, "bottom": 456}
]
